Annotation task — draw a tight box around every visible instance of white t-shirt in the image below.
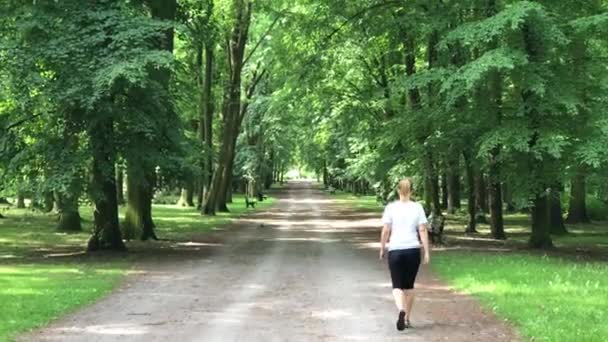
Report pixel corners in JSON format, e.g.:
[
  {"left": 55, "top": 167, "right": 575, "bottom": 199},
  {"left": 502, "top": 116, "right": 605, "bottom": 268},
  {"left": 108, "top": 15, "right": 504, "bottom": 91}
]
[{"left": 382, "top": 200, "right": 428, "bottom": 251}]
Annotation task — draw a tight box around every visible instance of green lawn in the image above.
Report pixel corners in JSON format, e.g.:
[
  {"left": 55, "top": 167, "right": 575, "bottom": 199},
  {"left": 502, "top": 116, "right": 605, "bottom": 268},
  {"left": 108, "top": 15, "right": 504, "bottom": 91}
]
[
  {"left": 0, "top": 262, "right": 126, "bottom": 342},
  {"left": 0, "top": 194, "right": 276, "bottom": 258},
  {"left": 0, "top": 194, "right": 276, "bottom": 341},
  {"left": 329, "top": 191, "right": 383, "bottom": 211},
  {"left": 433, "top": 251, "right": 608, "bottom": 342},
  {"left": 326, "top": 192, "right": 608, "bottom": 249}
]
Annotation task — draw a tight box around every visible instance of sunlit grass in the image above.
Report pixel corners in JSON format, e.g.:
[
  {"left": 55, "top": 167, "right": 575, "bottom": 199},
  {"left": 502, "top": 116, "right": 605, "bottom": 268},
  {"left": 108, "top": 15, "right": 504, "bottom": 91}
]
[
  {"left": 0, "top": 262, "right": 126, "bottom": 342},
  {"left": 433, "top": 251, "right": 608, "bottom": 342},
  {"left": 0, "top": 194, "right": 276, "bottom": 257},
  {"left": 329, "top": 191, "right": 382, "bottom": 211},
  {"left": 323, "top": 192, "right": 608, "bottom": 249},
  {"left": 151, "top": 194, "right": 276, "bottom": 239}
]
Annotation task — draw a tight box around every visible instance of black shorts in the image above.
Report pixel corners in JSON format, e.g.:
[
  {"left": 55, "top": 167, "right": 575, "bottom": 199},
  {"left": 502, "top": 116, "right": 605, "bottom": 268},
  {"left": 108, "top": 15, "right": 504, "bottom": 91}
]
[{"left": 388, "top": 248, "right": 421, "bottom": 290}]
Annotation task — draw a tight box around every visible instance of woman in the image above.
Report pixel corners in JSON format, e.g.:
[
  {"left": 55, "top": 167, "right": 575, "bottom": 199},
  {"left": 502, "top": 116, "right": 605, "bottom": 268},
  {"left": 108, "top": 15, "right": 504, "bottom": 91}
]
[{"left": 379, "top": 178, "right": 430, "bottom": 331}]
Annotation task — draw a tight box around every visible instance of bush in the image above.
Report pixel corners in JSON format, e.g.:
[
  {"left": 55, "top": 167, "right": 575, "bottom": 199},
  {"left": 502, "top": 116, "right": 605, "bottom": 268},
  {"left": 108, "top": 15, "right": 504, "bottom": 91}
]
[
  {"left": 587, "top": 197, "right": 608, "bottom": 221},
  {"left": 152, "top": 190, "right": 180, "bottom": 205}
]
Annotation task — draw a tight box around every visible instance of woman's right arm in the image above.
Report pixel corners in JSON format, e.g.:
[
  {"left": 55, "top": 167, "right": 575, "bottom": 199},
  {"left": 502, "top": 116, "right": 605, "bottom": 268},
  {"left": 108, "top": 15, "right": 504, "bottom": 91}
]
[
  {"left": 418, "top": 204, "right": 430, "bottom": 264},
  {"left": 418, "top": 223, "right": 430, "bottom": 264}
]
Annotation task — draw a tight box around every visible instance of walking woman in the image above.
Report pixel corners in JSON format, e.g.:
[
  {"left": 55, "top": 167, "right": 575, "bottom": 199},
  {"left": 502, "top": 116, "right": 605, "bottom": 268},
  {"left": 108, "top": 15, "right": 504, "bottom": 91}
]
[{"left": 379, "top": 178, "right": 430, "bottom": 331}]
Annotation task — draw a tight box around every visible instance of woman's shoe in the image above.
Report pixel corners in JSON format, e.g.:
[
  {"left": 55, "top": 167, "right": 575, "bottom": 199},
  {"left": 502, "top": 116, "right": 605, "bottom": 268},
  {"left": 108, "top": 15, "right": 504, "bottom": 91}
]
[{"left": 396, "top": 311, "right": 406, "bottom": 331}]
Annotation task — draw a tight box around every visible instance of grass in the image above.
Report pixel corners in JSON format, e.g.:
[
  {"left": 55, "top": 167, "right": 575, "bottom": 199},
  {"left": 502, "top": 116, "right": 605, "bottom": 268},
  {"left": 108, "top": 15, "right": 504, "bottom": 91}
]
[
  {"left": 433, "top": 251, "right": 608, "bottom": 342},
  {"left": 0, "top": 193, "right": 276, "bottom": 341},
  {"left": 332, "top": 191, "right": 608, "bottom": 341},
  {"left": 0, "top": 194, "right": 276, "bottom": 258},
  {"left": 443, "top": 212, "right": 608, "bottom": 250},
  {"left": 325, "top": 192, "right": 608, "bottom": 249},
  {"left": 329, "top": 191, "right": 383, "bottom": 211},
  {"left": 0, "top": 262, "right": 126, "bottom": 342}
]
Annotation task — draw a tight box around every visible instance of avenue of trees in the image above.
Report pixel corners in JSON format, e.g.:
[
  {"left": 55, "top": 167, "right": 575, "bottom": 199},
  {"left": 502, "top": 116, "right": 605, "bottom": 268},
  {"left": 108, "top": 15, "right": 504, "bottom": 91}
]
[{"left": 1, "top": 0, "right": 607, "bottom": 250}]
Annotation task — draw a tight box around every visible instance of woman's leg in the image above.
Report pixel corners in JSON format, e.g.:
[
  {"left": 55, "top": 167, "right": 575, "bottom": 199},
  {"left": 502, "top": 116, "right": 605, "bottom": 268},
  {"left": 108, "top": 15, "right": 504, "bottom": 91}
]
[
  {"left": 392, "top": 289, "right": 405, "bottom": 311},
  {"left": 404, "top": 290, "right": 415, "bottom": 320},
  {"left": 403, "top": 249, "right": 421, "bottom": 322}
]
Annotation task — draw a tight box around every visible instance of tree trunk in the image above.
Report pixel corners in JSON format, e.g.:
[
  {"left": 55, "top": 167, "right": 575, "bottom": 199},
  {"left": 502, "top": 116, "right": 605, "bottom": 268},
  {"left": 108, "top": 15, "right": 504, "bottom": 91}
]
[
  {"left": 475, "top": 172, "right": 488, "bottom": 224},
  {"left": 177, "top": 188, "right": 188, "bottom": 207},
  {"left": 529, "top": 191, "right": 553, "bottom": 248},
  {"left": 116, "top": 166, "right": 125, "bottom": 205},
  {"left": 177, "top": 182, "right": 195, "bottom": 207},
  {"left": 198, "top": 37, "right": 215, "bottom": 209},
  {"left": 446, "top": 155, "right": 459, "bottom": 214},
  {"left": 488, "top": 148, "right": 505, "bottom": 239},
  {"left": 55, "top": 181, "right": 82, "bottom": 232},
  {"left": 566, "top": 168, "right": 590, "bottom": 223},
  {"left": 52, "top": 192, "right": 60, "bottom": 213},
  {"left": 186, "top": 184, "right": 194, "bottom": 206},
  {"left": 202, "top": 156, "right": 225, "bottom": 215},
  {"left": 488, "top": 179, "right": 505, "bottom": 239},
  {"left": 441, "top": 172, "right": 448, "bottom": 210},
  {"left": 57, "top": 205, "right": 82, "bottom": 232},
  {"left": 202, "top": 111, "right": 231, "bottom": 215},
  {"left": 43, "top": 191, "right": 54, "bottom": 213},
  {"left": 463, "top": 150, "right": 477, "bottom": 233},
  {"left": 454, "top": 171, "right": 461, "bottom": 209},
  {"left": 87, "top": 119, "right": 126, "bottom": 252},
  {"left": 123, "top": 0, "right": 177, "bottom": 240},
  {"left": 16, "top": 191, "right": 25, "bottom": 209},
  {"left": 549, "top": 187, "right": 568, "bottom": 235},
  {"left": 124, "top": 164, "right": 157, "bottom": 241},
  {"left": 503, "top": 183, "right": 516, "bottom": 213},
  {"left": 226, "top": 182, "right": 233, "bottom": 204},
  {"left": 323, "top": 162, "right": 328, "bottom": 188},
  {"left": 485, "top": 0, "right": 505, "bottom": 240},
  {"left": 204, "top": 0, "right": 252, "bottom": 215},
  {"left": 423, "top": 149, "right": 441, "bottom": 216},
  {"left": 215, "top": 129, "right": 237, "bottom": 213},
  {"left": 522, "top": 21, "right": 553, "bottom": 249}
]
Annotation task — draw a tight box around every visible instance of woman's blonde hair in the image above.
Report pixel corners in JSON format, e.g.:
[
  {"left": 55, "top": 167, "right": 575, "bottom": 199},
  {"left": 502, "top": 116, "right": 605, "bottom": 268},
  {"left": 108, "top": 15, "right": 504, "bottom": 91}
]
[{"left": 398, "top": 178, "right": 413, "bottom": 197}]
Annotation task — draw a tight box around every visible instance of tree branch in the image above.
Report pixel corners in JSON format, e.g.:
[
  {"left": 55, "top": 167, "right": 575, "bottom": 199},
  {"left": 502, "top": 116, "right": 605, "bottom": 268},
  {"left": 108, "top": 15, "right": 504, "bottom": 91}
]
[
  {"left": 239, "top": 65, "right": 268, "bottom": 123},
  {"left": 298, "top": 0, "right": 403, "bottom": 79},
  {"left": 243, "top": 14, "right": 282, "bottom": 66},
  {"left": 4, "top": 113, "right": 43, "bottom": 131}
]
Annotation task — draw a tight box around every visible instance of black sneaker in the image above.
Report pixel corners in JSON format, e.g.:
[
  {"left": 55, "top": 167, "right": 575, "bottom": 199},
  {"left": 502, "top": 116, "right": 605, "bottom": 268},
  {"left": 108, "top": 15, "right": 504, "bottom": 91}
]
[{"left": 396, "top": 311, "right": 406, "bottom": 331}]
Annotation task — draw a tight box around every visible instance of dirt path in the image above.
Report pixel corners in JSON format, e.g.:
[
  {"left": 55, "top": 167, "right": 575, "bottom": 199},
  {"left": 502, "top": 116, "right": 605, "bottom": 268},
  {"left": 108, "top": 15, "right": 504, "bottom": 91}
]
[{"left": 22, "top": 182, "right": 518, "bottom": 341}]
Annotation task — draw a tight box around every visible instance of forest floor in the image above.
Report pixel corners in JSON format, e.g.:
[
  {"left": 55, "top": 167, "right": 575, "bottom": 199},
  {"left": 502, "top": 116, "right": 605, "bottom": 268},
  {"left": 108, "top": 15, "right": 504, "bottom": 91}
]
[{"left": 19, "top": 182, "right": 518, "bottom": 342}]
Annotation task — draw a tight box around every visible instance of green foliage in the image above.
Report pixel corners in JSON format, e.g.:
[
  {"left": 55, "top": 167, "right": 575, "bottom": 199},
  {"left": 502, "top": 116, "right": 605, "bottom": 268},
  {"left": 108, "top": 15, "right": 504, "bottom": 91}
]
[{"left": 585, "top": 197, "right": 608, "bottom": 221}]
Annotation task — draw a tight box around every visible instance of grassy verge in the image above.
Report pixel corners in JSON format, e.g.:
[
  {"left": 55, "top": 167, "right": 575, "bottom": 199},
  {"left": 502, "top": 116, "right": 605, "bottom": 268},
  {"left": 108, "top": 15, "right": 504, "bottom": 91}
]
[
  {"left": 0, "top": 193, "right": 276, "bottom": 341},
  {"left": 329, "top": 191, "right": 383, "bottom": 211},
  {"left": 324, "top": 192, "right": 608, "bottom": 249},
  {"left": 0, "top": 262, "right": 125, "bottom": 342},
  {"left": 0, "top": 194, "right": 276, "bottom": 258},
  {"left": 433, "top": 251, "right": 608, "bottom": 342}
]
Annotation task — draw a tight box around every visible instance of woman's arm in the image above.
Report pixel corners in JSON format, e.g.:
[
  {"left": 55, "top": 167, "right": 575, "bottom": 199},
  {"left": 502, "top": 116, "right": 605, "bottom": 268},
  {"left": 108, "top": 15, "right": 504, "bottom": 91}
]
[
  {"left": 418, "top": 223, "right": 430, "bottom": 264},
  {"left": 379, "top": 224, "right": 391, "bottom": 259}
]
